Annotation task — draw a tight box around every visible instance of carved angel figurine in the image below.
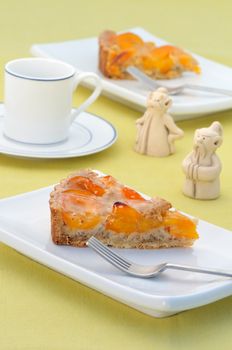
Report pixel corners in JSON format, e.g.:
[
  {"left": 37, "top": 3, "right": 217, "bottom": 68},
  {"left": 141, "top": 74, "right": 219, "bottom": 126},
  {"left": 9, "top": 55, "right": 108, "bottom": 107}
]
[
  {"left": 135, "top": 88, "right": 184, "bottom": 157},
  {"left": 182, "top": 121, "right": 223, "bottom": 200}
]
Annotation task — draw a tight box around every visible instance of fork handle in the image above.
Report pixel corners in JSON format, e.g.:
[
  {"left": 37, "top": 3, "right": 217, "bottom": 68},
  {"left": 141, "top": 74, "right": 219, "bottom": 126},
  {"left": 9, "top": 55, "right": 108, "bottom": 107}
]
[
  {"left": 166, "top": 263, "right": 232, "bottom": 278},
  {"left": 185, "top": 84, "right": 232, "bottom": 97}
]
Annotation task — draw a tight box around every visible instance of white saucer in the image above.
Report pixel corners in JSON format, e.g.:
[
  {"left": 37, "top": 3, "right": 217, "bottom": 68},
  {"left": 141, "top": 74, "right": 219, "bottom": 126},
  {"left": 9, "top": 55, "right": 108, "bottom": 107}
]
[{"left": 0, "top": 104, "right": 117, "bottom": 159}]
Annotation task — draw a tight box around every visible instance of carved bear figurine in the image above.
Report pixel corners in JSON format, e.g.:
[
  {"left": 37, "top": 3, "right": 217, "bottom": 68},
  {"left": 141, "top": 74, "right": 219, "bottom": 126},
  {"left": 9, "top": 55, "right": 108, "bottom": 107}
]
[
  {"left": 135, "top": 88, "right": 184, "bottom": 157},
  {"left": 182, "top": 121, "right": 223, "bottom": 200}
]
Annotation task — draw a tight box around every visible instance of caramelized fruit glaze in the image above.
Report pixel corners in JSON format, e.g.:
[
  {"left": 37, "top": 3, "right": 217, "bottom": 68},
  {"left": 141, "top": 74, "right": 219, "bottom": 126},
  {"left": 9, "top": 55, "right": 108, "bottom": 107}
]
[{"left": 59, "top": 174, "right": 198, "bottom": 239}]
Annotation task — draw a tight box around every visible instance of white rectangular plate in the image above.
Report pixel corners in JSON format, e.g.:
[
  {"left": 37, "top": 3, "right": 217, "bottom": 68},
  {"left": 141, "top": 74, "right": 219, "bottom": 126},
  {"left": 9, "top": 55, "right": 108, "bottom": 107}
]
[
  {"left": 0, "top": 186, "right": 232, "bottom": 317},
  {"left": 31, "top": 27, "right": 232, "bottom": 120}
]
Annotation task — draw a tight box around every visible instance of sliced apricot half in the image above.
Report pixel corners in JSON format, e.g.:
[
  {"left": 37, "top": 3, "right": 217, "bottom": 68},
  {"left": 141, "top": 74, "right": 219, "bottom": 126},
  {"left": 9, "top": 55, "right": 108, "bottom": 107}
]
[
  {"left": 66, "top": 176, "right": 105, "bottom": 196},
  {"left": 122, "top": 187, "right": 145, "bottom": 201},
  {"left": 62, "top": 211, "right": 101, "bottom": 230},
  {"left": 163, "top": 211, "right": 199, "bottom": 239},
  {"left": 116, "top": 32, "right": 144, "bottom": 49},
  {"left": 106, "top": 202, "right": 160, "bottom": 234}
]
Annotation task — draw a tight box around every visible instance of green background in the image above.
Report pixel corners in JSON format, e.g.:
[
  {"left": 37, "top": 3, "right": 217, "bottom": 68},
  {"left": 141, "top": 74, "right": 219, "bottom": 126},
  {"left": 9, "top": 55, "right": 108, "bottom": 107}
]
[{"left": 0, "top": 1, "right": 231, "bottom": 349}]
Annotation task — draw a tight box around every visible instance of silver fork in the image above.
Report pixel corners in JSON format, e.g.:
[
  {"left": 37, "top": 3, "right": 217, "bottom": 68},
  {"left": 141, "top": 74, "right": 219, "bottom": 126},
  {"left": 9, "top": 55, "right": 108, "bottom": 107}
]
[
  {"left": 126, "top": 66, "right": 232, "bottom": 97},
  {"left": 87, "top": 237, "right": 232, "bottom": 279}
]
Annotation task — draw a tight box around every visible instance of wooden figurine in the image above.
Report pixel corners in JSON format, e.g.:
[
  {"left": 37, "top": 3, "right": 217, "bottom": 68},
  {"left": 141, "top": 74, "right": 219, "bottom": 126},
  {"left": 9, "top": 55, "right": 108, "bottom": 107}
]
[
  {"left": 135, "top": 88, "right": 184, "bottom": 157},
  {"left": 182, "top": 121, "right": 223, "bottom": 200}
]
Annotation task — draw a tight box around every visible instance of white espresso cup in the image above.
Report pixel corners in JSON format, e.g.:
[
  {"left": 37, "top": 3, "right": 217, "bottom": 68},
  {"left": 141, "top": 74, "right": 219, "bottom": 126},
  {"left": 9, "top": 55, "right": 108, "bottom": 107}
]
[{"left": 4, "top": 58, "right": 102, "bottom": 144}]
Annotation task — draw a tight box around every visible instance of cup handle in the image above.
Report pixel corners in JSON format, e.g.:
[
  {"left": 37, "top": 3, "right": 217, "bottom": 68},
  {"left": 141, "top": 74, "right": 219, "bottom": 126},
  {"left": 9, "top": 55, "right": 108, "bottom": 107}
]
[{"left": 70, "top": 72, "right": 102, "bottom": 122}]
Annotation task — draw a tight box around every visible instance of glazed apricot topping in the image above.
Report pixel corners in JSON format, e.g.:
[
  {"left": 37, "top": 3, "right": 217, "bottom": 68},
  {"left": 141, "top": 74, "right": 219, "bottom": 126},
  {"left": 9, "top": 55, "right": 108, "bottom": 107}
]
[
  {"left": 122, "top": 187, "right": 145, "bottom": 201},
  {"left": 105, "top": 202, "right": 198, "bottom": 238},
  {"left": 61, "top": 189, "right": 102, "bottom": 230},
  {"left": 148, "top": 45, "right": 201, "bottom": 74},
  {"left": 62, "top": 188, "right": 92, "bottom": 196},
  {"left": 105, "top": 202, "right": 160, "bottom": 234},
  {"left": 106, "top": 33, "right": 149, "bottom": 78},
  {"left": 61, "top": 189, "right": 98, "bottom": 211},
  {"left": 115, "top": 32, "right": 144, "bottom": 49},
  {"left": 106, "top": 202, "right": 141, "bottom": 234},
  {"left": 163, "top": 211, "right": 199, "bottom": 239},
  {"left": 66, "top": 176, "right": 105, "bottom": 196},
  {"left": 62, "top": 211, "right": 101, "bottom": 230}
]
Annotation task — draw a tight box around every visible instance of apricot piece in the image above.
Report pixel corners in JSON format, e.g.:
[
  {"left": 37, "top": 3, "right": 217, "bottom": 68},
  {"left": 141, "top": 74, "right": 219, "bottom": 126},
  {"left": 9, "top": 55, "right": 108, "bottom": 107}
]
[
  {"left": 122, "top": 187, "right": 145, "bottom": 200},
  {"left": 106, "top": 202, "right": 141, "bottom": 234},
  {"left": 62, "top": 211, "right": 101, "bottom": 230},
  {"left": 152, "top": 45, "right": 187, "bottom": 59},
  {"left": 116, "top": 32, "right": 144, "bottom": 49},
  {"left": 163, "top": 211, "right": 199, "bottom": 239},
  {"left": 107, "top": 49, "right": 135, "bottom": 78},
  {"left": 179, "top": 54, "right": 201, "bottom": 73},
  {"left": 106, "top": 202, "right": 160, "bottom": 234},
  {"left": 157, "top": 57, "right": 174, "bottom": 73},
  {"left": 61, "top": 189, "right": 102, "bottom": 229},
  {"left": 151, "top": 45, "right": 200, "bottom": 74},
  {"left": 62, "top": 189, "right": 92, "bottom": 196},
  {"left": 67, "top": 176, "right": 105, "bottom": 196}
]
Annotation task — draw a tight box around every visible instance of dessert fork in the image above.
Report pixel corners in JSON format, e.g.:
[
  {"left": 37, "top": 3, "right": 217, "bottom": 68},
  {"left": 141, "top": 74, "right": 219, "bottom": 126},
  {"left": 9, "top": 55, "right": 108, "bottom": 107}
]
[
  {"left": 87, "top": 237, "right": 232, "bottom": 279},
  {"left": 126, "top": 66, "right": 232, "bottom": 97}
]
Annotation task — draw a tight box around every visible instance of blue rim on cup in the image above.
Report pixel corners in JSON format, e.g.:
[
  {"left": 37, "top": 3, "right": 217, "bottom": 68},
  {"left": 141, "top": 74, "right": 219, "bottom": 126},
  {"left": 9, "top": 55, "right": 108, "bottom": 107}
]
[{"left": 5, "top": 57, "right": 76, "bottom": 82}]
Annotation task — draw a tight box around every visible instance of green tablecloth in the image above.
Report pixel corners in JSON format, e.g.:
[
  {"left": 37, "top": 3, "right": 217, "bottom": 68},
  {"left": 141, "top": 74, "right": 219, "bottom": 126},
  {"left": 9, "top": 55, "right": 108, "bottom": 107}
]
[{"left": 0, "top": 1, "right": 231, "bottom": 349}]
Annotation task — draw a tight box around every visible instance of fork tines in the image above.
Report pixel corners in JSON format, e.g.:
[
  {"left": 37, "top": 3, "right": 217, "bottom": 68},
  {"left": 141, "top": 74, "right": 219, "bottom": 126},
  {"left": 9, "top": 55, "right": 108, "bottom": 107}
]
[{"left": 87, "top": 236, "right": 131, "bottom": 271}]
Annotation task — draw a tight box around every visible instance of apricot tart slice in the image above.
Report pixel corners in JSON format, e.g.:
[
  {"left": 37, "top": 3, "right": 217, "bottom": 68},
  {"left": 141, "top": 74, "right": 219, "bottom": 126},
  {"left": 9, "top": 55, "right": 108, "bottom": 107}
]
[
  {"left": 99, "top": 30, "right": 200, "bottom": 79},
  {"left": 50, "top": 169, "right": 198, "bottom": 248}
]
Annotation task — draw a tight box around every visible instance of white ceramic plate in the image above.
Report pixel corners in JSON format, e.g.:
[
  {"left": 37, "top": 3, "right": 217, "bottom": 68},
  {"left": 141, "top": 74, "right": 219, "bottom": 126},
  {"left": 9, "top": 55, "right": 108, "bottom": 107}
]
[
  {"left": 0, "top": 185, "right": 231, "bottom": 318},
  {"left": 31, "top": 27, "right": 232, "bottom": 120},
  {"left": 0, "top": 104, "right": 117, "bottom": 159}
]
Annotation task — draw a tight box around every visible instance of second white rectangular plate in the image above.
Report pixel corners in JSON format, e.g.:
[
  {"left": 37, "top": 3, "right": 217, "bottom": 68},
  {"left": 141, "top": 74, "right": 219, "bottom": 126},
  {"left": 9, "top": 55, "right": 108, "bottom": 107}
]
[
  {"left": 0, "top": 186, "right": 232, "bottom": 317},
  {"left": 31, "top": 27, "right": 232, "bottom": 120}
]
